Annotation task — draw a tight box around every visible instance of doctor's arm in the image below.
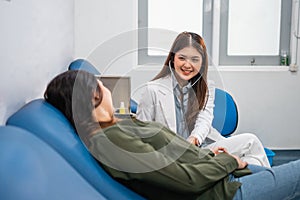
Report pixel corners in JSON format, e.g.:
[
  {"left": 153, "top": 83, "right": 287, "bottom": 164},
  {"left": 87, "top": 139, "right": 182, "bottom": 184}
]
[{"left": 189, "top": 80, "right": 216, "bottom": 145}]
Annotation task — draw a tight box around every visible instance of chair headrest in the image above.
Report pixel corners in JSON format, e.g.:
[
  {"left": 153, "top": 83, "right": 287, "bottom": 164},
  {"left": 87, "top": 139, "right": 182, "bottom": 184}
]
[{"left": 68, "top": 59, "right": 101, "bottom": 75}]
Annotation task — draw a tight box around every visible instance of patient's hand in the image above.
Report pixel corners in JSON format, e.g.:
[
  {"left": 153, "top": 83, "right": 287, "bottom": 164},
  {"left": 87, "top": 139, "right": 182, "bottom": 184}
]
[
  {"left": 211, "top": 147, "right": 247, "bottom": 169},
  {"left": 231, "top": 154, "right": 248, "bottom": 169}
]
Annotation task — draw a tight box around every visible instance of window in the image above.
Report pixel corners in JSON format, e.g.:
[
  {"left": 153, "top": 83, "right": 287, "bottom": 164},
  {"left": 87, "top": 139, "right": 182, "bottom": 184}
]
[
  {"left": 139, "top": 0, "right": 293, "bottom": 66},
  {"left": 138, "top": 0, "right": 213, "bottom": 65},
  {"left": 219, "top": 0, "right": 292, "bottom": 65}
]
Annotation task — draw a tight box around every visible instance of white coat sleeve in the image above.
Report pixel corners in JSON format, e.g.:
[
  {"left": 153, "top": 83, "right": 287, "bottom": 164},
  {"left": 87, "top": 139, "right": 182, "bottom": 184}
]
[{"left": 189, "top": 80, "right": 216, "bottom": 145}]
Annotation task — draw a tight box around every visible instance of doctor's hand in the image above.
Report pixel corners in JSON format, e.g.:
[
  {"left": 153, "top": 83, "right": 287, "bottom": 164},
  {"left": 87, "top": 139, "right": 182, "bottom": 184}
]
[{"left": 187, "top": 136, "right": 200, "bottom": 146}]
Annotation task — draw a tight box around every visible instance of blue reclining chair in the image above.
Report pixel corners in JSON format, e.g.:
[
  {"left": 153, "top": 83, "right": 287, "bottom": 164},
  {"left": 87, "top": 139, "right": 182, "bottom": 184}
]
[
  {"left": 0, "top": 125, "right": 106, "bottom": 200},
  {"left": 6, "top": 99, "right": 145, "bottom": 200}
]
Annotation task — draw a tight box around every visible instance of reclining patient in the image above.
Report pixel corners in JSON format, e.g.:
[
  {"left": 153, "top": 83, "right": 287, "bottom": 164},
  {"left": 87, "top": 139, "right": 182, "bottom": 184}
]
[{"left": 44, "top": 70, "right": 300, "bottom": 200}]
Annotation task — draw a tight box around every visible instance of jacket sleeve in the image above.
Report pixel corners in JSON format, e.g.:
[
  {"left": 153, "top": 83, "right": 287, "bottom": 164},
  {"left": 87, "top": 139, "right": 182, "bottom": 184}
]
[
  {"left": 189, "top": 80, "right": 216, "bottom": 145},
  {"left": 132, "top": 152, "right": 239, "bottom": 194},
  {"left": 90, "top": 127, "right": 239, "bottom": 194}
]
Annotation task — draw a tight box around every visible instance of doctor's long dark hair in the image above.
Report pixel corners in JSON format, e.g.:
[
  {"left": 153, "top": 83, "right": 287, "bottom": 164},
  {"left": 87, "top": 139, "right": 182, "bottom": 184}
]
[{"left": 153, "top": 32, "right": 209, "bottom": 134}]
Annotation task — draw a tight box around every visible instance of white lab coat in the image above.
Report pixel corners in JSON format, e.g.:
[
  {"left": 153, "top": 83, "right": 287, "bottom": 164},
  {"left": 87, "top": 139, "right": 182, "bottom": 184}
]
[
  {"left": 136, "top": 75, "right": 224, "bottom": 145},
  {"left": 137, "top": 75, "right": 271, "bottom": 167}
]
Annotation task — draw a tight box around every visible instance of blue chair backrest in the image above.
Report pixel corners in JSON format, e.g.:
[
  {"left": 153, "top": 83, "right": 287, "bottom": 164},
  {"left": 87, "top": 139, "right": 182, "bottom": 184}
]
[
  {"left": 6, "top": 99, "right": 145, "bottom": 200},
  {"left": 130, "top": 98, "right": 138, "bottom": 113},
  {"left": 0, "top": 125, "right": 106, "bottom": 200},
  {"left": 68, "top": 59, "right": 101, "bottom": 75},
  {"left": 212, "top": 88, "right": 238, "bottom": 136}
]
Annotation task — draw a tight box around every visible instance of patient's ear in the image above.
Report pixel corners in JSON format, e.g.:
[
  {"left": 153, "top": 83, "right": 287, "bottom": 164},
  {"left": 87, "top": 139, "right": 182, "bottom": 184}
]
[{"left": 92, "top": 91, "right": 101, "bottom": 107}]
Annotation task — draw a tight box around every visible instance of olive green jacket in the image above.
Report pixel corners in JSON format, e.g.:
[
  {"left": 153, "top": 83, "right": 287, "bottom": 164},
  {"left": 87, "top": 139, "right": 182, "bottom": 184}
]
[{"left": 89, "top": 119, "right": 251, "bottom": 200}]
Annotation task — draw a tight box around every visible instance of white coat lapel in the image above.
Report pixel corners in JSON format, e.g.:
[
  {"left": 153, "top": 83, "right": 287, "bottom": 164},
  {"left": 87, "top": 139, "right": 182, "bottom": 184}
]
[{"left": 156, "top": 76, "right": 177, "bottom": 132}]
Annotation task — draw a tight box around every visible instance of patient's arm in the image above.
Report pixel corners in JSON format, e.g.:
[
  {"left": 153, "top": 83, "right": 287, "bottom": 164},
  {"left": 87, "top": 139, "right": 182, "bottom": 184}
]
[{"left": 89, "top": 122, "right": 240, "bottom": 194}]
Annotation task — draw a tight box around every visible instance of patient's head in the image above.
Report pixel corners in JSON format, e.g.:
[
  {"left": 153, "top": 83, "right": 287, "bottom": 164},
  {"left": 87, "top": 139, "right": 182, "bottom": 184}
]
[{"left": 44, "top": 70, "right": 116, "bottom": 142}]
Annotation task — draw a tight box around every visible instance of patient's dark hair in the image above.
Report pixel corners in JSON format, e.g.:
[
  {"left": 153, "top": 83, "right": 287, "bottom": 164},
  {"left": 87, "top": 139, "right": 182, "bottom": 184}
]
[{"left": 44, "top": 70, "right": 102, "bottom": 144}]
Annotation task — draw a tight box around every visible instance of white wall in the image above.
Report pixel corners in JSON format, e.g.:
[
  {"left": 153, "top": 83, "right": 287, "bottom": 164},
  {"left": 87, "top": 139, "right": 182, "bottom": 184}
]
[
  {"left": 0, "top": 0, "right": 74, "bottom": 124},
  {"left": 75, "top": 0, "right": 300, "bottom": 149},
  {"left": 220, "top": 70, "right": 300, "bottom": 149}
]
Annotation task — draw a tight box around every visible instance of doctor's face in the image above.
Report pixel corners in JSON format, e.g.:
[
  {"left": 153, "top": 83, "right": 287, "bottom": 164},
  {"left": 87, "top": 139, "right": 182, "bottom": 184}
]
[{"left": 173, "top": 46, "right": 202, "bottom": 85}]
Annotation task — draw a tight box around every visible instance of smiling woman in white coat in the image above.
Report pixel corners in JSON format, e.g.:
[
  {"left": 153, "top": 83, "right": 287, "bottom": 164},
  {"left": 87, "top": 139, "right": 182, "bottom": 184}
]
[{"left": 137, "top": 32, "right": 270, "bottom": 167}]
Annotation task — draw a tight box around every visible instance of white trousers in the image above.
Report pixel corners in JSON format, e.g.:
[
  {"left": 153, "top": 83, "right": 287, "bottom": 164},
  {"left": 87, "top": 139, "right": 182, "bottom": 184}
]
[{"left": 205, "top": 133, "right": 271, "bottom": 168}]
